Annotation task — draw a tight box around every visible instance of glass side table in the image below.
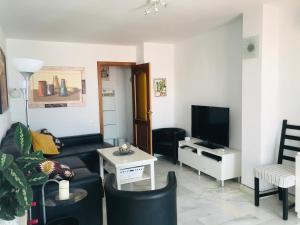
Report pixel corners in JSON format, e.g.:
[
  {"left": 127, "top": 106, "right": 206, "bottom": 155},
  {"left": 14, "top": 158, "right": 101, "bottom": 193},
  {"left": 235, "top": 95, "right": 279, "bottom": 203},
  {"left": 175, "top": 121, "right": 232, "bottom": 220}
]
[{"left": 40, "top": 180, "right": 88, "bottom": 225}]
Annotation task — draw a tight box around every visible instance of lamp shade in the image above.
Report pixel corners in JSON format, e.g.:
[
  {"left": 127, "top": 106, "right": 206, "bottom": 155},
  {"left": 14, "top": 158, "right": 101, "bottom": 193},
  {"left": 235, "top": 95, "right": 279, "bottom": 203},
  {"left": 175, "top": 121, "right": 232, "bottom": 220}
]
[{"left": 13, "top": 58, "right": 44, "bottom": 73}]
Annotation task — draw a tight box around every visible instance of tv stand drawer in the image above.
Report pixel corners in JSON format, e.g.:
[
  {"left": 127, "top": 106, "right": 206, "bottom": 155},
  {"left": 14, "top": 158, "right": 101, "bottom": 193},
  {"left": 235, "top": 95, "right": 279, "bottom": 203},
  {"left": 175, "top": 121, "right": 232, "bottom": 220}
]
[
  {"left": 201, "top": 151, "right": 222, "bottom": 162},
  {"left": 178, "top": 147, "right": 201, "bottom": 170},
  {"left": 200, "top": 154, "right": 222, "bottom": 179}
]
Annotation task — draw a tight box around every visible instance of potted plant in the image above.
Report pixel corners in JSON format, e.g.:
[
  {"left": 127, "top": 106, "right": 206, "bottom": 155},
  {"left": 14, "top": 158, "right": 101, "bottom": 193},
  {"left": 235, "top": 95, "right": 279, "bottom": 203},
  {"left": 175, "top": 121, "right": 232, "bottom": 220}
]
[{"left": 0, "top": 123, "right": 48, "bottom": 224}]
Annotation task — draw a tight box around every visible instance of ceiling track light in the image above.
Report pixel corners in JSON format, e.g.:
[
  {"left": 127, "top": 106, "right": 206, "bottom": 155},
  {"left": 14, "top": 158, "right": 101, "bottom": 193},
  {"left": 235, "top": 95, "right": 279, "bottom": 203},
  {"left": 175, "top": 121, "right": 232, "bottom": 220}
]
[{"left": 144, "top": 0, "right": 168, "bottom": 16}]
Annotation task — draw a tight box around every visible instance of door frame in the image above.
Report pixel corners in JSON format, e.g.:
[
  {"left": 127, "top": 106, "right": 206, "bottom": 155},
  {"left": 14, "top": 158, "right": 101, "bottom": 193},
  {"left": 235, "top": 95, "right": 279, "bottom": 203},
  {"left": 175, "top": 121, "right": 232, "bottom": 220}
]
[{"left": 97, "top": 61, "right": 136, "bottom": 135}]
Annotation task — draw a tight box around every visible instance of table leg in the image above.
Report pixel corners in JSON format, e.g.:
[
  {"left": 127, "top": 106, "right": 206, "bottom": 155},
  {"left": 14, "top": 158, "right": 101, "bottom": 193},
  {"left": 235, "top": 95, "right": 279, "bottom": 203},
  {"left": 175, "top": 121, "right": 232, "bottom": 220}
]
[
  {"left": 221, "top": 180, "right": 224, "bottom": 187},
  {"left": 150, "top": 162, "right": 155, "bottom": 190},
  {"left": 238, "top": 177, "right": 241, "bottom": 183},
  {"left": 99, "top": 156, "right": 104, "bottom": 179},
  {"left": 116, "top": 168, "right": 121, "bottom": 190}
]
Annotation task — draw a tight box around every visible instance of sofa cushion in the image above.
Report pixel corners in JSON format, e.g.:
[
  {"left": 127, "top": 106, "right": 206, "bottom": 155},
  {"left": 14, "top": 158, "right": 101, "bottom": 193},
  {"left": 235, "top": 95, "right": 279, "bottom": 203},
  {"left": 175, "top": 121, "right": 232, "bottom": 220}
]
[
  {"left": 55, "top": 156, "right": 86, "bottom": 169},
  {"left": 0, "top": 138, "right": 21, "bottom": 158},
  {"left": 40, "top": 128, "right": 65, "bottom": 150},
  {"left": 71, "top": 168, "right": 100, "bottom": 184},
  {"left": 37, "top": 160, "right": 75, "bottom": 180},
  {"left": 31, "top": 131, "right": 60, "bottom": 155}
]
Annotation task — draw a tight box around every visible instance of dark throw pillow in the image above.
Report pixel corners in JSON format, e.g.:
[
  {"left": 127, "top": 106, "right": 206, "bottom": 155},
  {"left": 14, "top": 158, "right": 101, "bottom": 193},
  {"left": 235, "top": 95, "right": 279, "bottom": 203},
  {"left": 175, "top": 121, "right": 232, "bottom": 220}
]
[
  {"left": 40, "top": 129, "right": 64, "bottom": 150},
  {"left": 37, "top": 160, "right": 75, "bottom": 181}
]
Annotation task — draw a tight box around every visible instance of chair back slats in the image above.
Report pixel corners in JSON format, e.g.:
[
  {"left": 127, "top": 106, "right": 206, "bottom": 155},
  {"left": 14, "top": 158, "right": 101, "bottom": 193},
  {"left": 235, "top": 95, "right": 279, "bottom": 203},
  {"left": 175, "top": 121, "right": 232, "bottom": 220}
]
[
  {"left": 283, "top": 145, "right": 300, "bottom": 152},
  {"left": 285, "top": 135, "right": 300, "bottom": 141},
  {"left": 278, "top": 120, "right": 300, "bottom": 164},
  {"left": 286, "top": 124, "right": 300, "bottom": 130},
  {"left": 278, "top": 120, "right": 288, "bottom": 164},
  {"left": 283, "top": 155, "right": 296, "bottom": 162}
]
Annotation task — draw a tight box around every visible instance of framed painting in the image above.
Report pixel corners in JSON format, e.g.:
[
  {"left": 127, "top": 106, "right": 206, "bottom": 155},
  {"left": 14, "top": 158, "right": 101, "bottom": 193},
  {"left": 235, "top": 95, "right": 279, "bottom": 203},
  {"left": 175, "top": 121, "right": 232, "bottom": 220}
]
[
  {"left": 153, "top": 78, "right": 167, "bottom": 97},
  {"left": 29, "top": 66, "right": 86, "bottom": 108},
  {"left": 0, "top": 48, "right": 8, "bottom": 114},
  {"left": 101, "top": 66, "right": 110, "bottom": 81}
]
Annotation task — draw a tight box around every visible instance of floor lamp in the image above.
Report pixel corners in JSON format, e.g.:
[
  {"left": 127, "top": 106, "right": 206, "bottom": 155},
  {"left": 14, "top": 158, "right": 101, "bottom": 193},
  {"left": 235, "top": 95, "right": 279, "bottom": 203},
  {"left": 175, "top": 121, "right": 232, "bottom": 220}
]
[{"left": 13, "top": 58, "right": 44, "bottom": 128}]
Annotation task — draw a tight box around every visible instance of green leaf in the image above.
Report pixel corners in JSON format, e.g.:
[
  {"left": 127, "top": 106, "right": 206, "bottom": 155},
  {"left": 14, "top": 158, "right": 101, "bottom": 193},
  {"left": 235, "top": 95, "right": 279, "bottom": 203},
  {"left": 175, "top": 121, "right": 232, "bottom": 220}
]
[
  {"left": 27, "top": 172, "right": 48, "bottom": 186},
  {"left": 19, "top": 161, "right": 38, "bottom": 172},
  {"left": 3, "top": 163, "right": 27, "bottom": 189},
  {"left": 15, "top": 122, "right": 32, "bottom": 155},
  {"left": 0, "top": 181, "right": 12, "bottom": 198},
  {"left": 0, "top": 152, "right": 14, "bottom": 171},
  {"left": 0, "top": 209, "right": 15, "bottom": 221},
  {"left": 15, "top": 205, "right": 26, "bottom": 217},
  {"left": 16, "top": 186, "right": 33, "bottom": 208},
  {"left": 0, "top": 197, "right": 16, "bottom": 220},
  {"left": 17, "top": 151, "right": 45, "bottom": 163},
  {"left": 17, "top": 151, "right": 46, "bottom": 171}
]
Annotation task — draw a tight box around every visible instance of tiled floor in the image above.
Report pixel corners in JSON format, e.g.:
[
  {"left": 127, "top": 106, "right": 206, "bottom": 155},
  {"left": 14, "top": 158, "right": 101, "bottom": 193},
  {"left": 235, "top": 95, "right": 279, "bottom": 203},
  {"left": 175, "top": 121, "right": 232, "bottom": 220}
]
[{"left": 103, "top": 157, "right": 299, "bottom": 225}]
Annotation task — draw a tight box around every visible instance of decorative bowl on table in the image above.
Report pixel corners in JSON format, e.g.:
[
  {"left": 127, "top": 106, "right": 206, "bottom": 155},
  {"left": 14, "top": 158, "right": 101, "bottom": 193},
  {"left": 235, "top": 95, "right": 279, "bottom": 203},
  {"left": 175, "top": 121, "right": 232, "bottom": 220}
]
[{"left": 118, "top": 143, "right": 132, "bottom": 155}]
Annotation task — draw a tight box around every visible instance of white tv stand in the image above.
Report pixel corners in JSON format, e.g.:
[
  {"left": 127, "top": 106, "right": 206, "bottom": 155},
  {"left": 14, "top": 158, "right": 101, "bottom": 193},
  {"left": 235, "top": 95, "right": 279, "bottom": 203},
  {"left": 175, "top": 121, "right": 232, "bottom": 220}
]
[{"left": 178, "top": 138, "right": 241, "bottom": 187}]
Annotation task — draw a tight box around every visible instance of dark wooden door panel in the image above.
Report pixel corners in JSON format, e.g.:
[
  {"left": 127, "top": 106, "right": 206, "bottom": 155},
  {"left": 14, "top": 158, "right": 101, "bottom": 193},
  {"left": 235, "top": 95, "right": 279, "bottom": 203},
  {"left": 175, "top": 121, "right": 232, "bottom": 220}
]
[
  {"left": 135, "top": 123, "right": 149, "bottom": 152},
  {"left": 132, "top": 63, "right": 152, "bottom": 154}
]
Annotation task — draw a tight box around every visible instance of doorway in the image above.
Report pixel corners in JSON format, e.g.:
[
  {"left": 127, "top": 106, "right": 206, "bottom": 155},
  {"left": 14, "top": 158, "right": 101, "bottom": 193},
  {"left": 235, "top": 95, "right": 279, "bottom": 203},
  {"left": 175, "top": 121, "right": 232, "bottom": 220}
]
[{"left": 97, "top": 62, "right": 153, "bottom": 154}]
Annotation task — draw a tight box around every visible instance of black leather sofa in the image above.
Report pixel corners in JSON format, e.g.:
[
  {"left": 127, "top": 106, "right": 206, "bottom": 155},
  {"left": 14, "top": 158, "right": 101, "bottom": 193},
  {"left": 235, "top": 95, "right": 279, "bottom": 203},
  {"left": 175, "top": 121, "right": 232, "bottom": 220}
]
[
  {"left": 49, "top": 133, "right": 112, "bottom": 174},
  {"left": 105, "top": 171, "right": 177, "bottom": 225},
  {"left": 0, "top": 123, "right": 110, "bottom": 225},
  {"left": 152, "top": 128, "right": 186, "bottom": 164}
]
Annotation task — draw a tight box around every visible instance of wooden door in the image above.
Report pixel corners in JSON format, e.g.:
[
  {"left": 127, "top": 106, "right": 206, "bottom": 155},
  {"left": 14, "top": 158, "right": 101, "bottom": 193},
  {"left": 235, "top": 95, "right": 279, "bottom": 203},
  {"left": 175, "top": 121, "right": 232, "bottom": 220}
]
[{"left": 132, "top": 63, "right": 152, "bottom": 154}]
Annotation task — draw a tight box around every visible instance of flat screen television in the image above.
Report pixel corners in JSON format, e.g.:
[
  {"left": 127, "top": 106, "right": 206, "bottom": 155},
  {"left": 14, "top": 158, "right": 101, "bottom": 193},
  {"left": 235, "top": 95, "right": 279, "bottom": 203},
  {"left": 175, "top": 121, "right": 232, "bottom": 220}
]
[{"left": 191, "top": 105, "right": 229, "bottom": 149}]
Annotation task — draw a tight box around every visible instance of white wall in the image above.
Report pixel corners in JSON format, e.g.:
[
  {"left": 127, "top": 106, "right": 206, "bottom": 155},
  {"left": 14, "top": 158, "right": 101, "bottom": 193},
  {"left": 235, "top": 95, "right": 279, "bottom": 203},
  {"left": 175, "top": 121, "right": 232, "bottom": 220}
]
[
  {"left": 0, "top": 26, "right": 11, "bottom": 140},
  {"left": 6, "top": 39, "right": 136, "bottom": 137},
  {"left": 143, "top": 42, "right": 175, "bottom": 129},
  {"left": 260, "top": 5, "right": 279, "bottom": 165},
  {"left": 102, "top": 66, "right": 133, "bottom": 144},
  {"left": 277, "top": 0, "right": 300, "bottom": 125},
  {"left": 174, "top": 18, "right": 243, "bottom": 151}
]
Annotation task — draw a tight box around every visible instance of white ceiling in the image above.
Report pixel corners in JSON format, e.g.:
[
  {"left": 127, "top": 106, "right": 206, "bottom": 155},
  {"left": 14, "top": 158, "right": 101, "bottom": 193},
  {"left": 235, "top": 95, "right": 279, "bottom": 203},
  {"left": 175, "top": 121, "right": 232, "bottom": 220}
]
[{"left": 0, "top": 0, "right": 275, "bottom": 45}]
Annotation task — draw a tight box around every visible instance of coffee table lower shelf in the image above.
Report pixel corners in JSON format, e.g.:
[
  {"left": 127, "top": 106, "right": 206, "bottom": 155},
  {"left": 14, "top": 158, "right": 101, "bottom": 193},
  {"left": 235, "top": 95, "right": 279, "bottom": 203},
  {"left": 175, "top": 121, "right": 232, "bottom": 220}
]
[
  {"left": 120, "top": 174, "right": 151, "bottom": 185},
  {"left": 98, "top": 147, "right": 157, "bottom": 190}
]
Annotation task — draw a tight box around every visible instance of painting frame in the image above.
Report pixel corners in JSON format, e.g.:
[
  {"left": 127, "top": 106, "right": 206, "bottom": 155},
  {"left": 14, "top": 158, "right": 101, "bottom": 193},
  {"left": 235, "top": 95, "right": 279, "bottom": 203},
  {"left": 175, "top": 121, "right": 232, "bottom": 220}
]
[
  {"left": 29, "top": 66, "right": 86, "bottom": 108},
  {"left": 0, "top": 47, "right": 8, "bottom": 114},
  {"left": 153, "top": 78, "right": 167, "bottom": 97}
]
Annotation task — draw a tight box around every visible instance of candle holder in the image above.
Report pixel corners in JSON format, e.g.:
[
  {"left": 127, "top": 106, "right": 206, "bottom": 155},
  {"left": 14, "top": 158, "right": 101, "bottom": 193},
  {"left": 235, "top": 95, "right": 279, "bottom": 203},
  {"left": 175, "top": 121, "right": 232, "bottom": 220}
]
[{"left": 41, "top": 179, "right": 87, "bottom": 225}]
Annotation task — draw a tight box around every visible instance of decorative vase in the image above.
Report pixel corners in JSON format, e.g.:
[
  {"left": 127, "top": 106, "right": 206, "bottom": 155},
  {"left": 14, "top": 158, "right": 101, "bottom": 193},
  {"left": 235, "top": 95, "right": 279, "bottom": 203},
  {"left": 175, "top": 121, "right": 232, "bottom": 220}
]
[
  {"left": 38, "top": 81, "right": 47, "bottom": 97},
  {"left": 53, "top": 75, "right": 60, "bottom": 94},
  {"left": 0, "top": 218, "right": 19, "bottom": 225},
  {"left": 60, "top": 79, "right": 68, "bottom": 97},
  {"left": 46, "top": 84, "right": 55, "bottom": 96}
]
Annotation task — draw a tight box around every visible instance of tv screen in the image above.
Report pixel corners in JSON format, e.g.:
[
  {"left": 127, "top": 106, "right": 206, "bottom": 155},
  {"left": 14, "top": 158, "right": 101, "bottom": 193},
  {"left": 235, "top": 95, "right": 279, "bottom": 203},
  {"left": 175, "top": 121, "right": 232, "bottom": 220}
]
[{"left": 192, "top": 105, "right": 229, "bottom": 147}]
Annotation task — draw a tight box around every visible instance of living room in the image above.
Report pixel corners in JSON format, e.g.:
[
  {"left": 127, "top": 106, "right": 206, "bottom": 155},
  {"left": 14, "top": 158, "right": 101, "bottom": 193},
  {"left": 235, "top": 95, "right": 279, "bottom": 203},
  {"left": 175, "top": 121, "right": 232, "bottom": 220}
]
[{"left": 1, "top": 0, "right": 300, "bottom": 225}]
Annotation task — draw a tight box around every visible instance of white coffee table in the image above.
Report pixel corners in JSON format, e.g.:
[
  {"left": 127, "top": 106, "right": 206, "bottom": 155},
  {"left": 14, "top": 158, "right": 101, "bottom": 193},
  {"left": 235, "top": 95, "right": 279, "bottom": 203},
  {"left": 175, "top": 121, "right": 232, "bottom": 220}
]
[{"left": 97, "top": 146, "right": 157, "bottom": 190}]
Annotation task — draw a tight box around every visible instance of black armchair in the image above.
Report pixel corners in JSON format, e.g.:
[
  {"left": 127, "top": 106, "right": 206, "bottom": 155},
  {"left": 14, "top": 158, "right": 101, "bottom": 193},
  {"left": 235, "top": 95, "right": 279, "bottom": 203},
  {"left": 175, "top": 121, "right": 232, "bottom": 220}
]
[
  {"left": 104, "top": 171, "right": 177, "bottom": 225},
  {"left": 152, "top": 128, "right": 186, "bottom": 164}
]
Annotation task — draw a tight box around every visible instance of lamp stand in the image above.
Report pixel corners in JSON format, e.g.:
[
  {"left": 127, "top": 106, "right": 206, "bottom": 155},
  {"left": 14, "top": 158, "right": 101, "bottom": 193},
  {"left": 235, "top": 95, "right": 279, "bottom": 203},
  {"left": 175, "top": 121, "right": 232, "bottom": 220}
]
[{"left": 20, "top": 72, "right": 33, "bottom": 128}]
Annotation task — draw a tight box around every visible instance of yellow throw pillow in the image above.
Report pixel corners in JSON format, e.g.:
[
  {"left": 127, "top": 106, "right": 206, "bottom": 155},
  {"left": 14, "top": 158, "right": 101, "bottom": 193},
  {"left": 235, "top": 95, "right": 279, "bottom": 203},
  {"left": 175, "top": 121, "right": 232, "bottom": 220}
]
[{"left": 31, "top": 131, "right": 60, "bottom": 155}]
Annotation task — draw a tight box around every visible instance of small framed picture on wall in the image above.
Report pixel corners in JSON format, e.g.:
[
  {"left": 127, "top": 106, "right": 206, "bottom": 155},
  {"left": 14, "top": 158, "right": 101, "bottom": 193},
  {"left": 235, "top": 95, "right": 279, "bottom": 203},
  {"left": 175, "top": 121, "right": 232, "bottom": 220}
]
[
  {"left": 154, "top": 78, "right": 167, "bottom": 97},
  {"left": 101, "top": 66, "right": 110, "bottom": 81}
]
